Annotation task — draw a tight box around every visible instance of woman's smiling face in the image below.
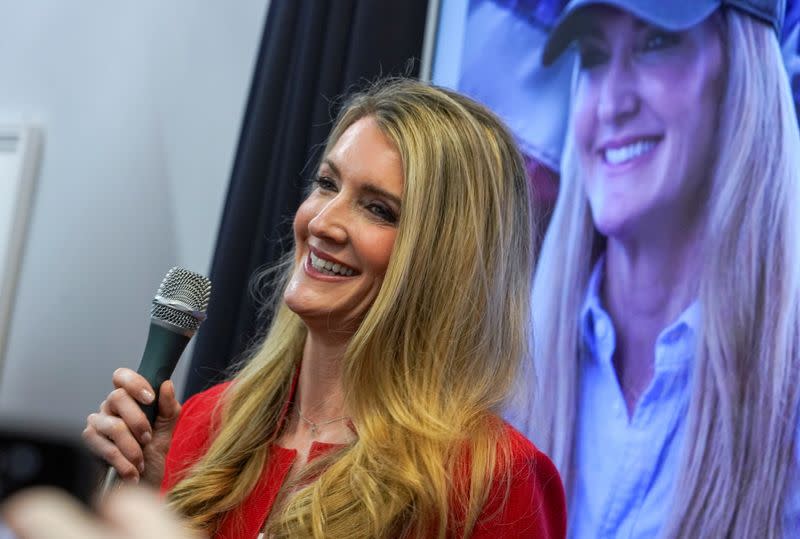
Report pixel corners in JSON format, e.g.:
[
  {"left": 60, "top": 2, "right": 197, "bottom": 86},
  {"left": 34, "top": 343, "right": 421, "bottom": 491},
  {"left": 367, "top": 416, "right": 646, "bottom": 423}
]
[
  {"left": 284, "top": 116, "right": 403, "bottom": 333},
  {"left": 572, "top": 6, "right": 725, "bottom": 240}
]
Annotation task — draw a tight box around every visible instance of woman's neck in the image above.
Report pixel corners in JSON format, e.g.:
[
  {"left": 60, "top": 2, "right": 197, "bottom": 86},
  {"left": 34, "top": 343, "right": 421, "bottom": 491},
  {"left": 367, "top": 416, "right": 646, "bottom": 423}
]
[
  {"left": 295, "top": 331, "right": 349, "bottom": 425},
  {"left": 274, "top": 329, "right": 354, "bottom": 461},
  {"left": 603, "top": 226, "right": 702, "bottom": 414},
  {"left": 604, "top": 240, "right": 699, "bottom": 331}
]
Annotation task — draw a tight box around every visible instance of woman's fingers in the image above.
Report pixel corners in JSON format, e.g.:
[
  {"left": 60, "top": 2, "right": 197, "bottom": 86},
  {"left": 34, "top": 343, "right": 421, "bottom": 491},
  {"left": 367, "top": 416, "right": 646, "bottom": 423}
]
[
  {"left": 105, "top": 387, "right": 153, "bottom": 446},
  {"left": 157, "top": 380, "right": 181, "bottom": 424},
  {"left": 83, "top": 413, "right": 143, "bottom": 480},
  {"left": 111, "top": 368, "right": 156, "bottom": 405},
  {"left": 82, "top": 369, "right": 181, "bottom": 486},
  {"left": 81, "top": 368, "right": 153, "bottom": 473},
  {"left": 109, "top": 369, "right": 179, "bottom": 436}
]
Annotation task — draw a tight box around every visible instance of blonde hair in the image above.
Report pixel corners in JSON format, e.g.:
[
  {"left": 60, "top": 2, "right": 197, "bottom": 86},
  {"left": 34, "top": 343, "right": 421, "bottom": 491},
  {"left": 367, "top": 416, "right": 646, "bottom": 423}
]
[
  {"left": 167, "top": 79, "right": 534, "bottom": 538},
  {"left": 527, "top": 10, "right": 800, "bottom": 538}
]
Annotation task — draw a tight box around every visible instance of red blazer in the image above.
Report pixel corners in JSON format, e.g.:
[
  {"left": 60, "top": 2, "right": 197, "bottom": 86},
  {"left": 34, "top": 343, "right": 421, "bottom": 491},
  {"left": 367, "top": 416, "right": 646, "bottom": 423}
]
[{"left": 162, "top": 382, "right": 566, "bottom": 538}]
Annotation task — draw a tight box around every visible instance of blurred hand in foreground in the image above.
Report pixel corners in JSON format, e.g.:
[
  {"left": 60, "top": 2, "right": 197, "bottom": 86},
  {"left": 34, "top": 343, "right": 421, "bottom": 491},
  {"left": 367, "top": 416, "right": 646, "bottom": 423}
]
[{"left": 2, "top": 486, "right": 203, "bottom": 539}]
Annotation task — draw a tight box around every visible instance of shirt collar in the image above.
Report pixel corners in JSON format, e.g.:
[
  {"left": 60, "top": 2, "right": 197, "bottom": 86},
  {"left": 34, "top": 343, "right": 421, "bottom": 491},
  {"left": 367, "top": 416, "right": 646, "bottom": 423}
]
[
  {"left": 654, "top": 301, "right": 701, "bottom": 371},
  {"left": 579, "top": 257, "right": 613, "bottom": 365}
]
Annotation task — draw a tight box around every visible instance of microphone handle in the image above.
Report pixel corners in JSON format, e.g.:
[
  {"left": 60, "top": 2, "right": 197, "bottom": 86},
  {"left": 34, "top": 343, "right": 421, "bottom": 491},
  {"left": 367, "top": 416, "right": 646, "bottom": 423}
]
[
  {"left": 101, "top": 323, "right": 191, "bottom": 496},
  {"left": 136, "top": 323, "right": 191, "bottom": 424},
  {"left": 102, "top": 468, "right": 120, "bottom": 494}
]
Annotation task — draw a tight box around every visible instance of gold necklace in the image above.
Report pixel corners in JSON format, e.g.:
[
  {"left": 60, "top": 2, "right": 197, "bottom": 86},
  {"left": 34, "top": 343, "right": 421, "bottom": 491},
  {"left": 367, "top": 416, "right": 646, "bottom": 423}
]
[{"left": 296, "top": 406, "right": 349, "bottom": 436}]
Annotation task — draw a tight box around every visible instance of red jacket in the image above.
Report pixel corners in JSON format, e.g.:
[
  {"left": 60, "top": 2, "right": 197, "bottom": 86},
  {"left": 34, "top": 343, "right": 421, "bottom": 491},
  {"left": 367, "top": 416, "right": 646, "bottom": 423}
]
[{"left": 162, "top": 382, "right": 566, "bottom": 538}]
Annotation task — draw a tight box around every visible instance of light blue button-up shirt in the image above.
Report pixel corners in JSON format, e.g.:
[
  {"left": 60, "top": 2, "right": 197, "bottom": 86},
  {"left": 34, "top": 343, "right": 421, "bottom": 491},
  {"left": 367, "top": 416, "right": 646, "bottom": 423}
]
[{"left": 569, "top": 258, "right": 800, "bottom": 538}]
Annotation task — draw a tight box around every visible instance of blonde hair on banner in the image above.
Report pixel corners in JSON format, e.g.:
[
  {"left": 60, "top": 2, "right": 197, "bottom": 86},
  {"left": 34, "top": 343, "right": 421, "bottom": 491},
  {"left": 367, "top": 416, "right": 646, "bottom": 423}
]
[
  {"left": 167, "top": 78, "right": 535, "bottom": 538},
  {"left": 527, "top": 10, "right": 800, "bottom": 538}
]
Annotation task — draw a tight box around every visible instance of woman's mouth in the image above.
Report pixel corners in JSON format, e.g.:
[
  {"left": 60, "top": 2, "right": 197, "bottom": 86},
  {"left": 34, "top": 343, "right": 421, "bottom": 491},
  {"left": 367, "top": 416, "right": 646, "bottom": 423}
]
[
  {"left": 602, "top": 138, "right": 660, "bottom": 166},
  {"left": 308, "top": 251, "right": 356, "bottom": 277}
]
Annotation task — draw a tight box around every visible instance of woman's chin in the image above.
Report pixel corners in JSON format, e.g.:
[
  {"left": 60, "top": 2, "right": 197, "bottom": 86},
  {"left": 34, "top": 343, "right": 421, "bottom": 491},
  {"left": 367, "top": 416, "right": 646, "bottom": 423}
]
[
  {"left": 283, "top": 299, "right": 357, "bottom": 335},
  {"left": 589, "top": 203, "right": 650, "bottom": 241},
  {"left": 283, "top": 295, "right": 320, "bottom": 321},
  {"left": 591, "top": 214, "right": 630, "bottom": 240}
]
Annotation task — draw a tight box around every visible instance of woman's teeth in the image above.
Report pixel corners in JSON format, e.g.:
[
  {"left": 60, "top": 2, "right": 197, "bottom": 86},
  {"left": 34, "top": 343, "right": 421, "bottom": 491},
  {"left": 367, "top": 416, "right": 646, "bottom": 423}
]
[
  {"left": 310, "top": 252, "right": 355, "bottom": 276},
  {"left": 604, "top": 140, "right": 656, "bottom": 165}
]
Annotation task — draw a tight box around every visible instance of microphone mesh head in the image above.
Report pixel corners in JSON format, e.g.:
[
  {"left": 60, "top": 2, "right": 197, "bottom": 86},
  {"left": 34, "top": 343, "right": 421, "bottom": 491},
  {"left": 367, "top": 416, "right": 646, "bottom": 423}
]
[{"left": 150, "top": 267, "right": 212, "bottom": 333}]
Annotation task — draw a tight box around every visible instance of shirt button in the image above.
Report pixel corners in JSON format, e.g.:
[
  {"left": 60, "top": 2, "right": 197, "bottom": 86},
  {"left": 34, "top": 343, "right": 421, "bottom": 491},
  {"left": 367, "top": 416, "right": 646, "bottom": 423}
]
[{"left": 595, "top": 317, "right": 610, "bottom": 339}]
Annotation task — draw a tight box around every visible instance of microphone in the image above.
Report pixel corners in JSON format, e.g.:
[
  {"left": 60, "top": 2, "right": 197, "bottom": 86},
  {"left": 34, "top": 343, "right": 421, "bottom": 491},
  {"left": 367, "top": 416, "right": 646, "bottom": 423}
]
[{"left": 101, "top": 267, "right": 211, "bottom": 493}]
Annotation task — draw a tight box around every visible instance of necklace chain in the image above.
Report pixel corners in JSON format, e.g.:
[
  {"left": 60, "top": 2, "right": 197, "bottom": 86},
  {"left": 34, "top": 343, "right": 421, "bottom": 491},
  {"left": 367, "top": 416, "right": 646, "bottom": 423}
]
[{"left": 296, "top": 406, "right": 349, "bottom": 436}]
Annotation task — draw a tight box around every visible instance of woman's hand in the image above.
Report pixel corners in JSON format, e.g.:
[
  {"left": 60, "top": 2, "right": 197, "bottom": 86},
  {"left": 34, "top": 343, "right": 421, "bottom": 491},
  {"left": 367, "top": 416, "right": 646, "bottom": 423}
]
[
  {"left": 2, "top": 487, "right": 204, "bottom": 539},
  {"left": 82, "top": 368, "right": 181, "bottom": 486}
]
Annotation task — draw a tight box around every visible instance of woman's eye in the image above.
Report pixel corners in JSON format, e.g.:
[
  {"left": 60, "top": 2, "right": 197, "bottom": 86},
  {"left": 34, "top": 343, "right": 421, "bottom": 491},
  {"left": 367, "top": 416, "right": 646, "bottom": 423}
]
[
  {"left": 313, "top": 176, "right": 337, "bottom": 191},
  {"left": 577, "top": 44, "right": 607, "bottom": 70},
  {"left": 367, "top": 203, "right": 397, "bottom": 224},
  {"left": 642, "top": 31, "right": 679, "bottom": 52}
]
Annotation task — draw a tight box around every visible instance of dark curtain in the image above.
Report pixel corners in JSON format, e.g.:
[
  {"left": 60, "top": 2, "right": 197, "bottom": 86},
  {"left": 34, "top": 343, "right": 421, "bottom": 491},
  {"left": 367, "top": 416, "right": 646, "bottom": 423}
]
[{"left": 184, "top": 0, "right": 429, "bottom": 398}]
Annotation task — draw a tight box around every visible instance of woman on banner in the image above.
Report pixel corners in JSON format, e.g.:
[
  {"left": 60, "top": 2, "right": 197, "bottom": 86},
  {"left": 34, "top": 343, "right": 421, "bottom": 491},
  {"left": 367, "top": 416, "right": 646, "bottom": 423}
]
[
  {"left": 82, "top": 79, "right": 566, "bottom": 538},
  {"left": 525, "top": 1, "right": 800, "bottom": 537}
]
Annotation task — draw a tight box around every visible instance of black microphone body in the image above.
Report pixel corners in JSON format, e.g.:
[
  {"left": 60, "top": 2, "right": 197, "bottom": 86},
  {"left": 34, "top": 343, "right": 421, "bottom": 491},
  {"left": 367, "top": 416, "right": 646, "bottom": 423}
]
[
  {"left": 136, "top": 323, "right": 191, "bottom": 425},
  {"left": 101, "top": 267, "right": 211, "bottom": 494}
]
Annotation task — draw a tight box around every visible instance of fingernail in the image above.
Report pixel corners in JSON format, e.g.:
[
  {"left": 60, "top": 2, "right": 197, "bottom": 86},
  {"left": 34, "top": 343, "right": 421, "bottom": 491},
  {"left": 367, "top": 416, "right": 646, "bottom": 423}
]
[
  {"left": 142, "top": 432, "right": 152, "bottom": 444},
  {"left": 138, "top": 462, "right": 145, "bottom": 473},
  {"left": 141, "top": 389, "right": 155, "bottom": 403}
]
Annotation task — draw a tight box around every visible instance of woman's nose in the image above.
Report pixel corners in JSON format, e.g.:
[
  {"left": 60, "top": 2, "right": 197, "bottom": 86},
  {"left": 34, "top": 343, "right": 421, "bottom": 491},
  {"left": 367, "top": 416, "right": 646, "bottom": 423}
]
[
  {"left": 307, "top": 197, "right": 348, "bottom": 244},
  {"left": 596, "top": 57, "right": 640, "bottom": 125}
]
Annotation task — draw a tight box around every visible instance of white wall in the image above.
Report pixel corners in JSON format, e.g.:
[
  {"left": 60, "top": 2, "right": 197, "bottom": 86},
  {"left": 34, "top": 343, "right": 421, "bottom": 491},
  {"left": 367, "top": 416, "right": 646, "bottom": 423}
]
[{"left": 0, "top": 0, "right": 269, "bottom": 430}]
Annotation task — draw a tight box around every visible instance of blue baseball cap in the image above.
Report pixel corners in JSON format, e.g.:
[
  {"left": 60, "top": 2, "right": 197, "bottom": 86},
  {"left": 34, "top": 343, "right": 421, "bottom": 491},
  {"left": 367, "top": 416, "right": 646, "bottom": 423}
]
[{"left": 542, "top": 0, "right": 786, "bottom": 65}]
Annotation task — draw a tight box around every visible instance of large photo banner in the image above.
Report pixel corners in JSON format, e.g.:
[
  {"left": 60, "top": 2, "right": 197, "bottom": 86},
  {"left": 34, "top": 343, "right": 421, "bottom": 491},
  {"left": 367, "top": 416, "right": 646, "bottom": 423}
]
[{"left": 431, "top": 1, "right": 800, "bottom": 536}]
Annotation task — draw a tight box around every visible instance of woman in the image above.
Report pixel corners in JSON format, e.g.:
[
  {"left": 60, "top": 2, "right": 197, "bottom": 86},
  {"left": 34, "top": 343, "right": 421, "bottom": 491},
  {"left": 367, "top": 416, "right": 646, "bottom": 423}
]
[
  {"left": 83, "top": 79, "right": 566, "bottom": 538},
  {"left": 524, "top": 1, "right": 800, "bottom": 538}
]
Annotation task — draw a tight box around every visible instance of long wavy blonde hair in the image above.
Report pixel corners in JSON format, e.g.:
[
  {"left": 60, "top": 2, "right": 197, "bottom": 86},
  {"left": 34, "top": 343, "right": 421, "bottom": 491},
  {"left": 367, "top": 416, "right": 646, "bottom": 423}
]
[
  {"left": 527, "top": 10, "right": 800, "bottom": 538},
  {"left": 167, "top": 79, "right": 534, "bottom": 538}
]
